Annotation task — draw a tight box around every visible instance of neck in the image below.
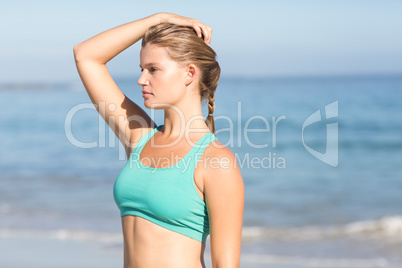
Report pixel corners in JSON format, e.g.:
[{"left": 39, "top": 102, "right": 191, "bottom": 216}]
[{"left": 162, "top": 101, "right": 210, "bottom": 139}]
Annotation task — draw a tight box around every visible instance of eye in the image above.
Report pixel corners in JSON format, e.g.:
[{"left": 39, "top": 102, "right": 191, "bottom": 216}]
[
  {"left": 140, "top": 68, "right": 144, "bottom": 72},
  {"left": 150, "top": 67, "right": 157, "bottom": 73}
]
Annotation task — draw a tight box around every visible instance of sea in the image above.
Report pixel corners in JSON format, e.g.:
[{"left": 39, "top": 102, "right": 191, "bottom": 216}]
[{"left": 1, "top": 74, "right": 402, "bottom": 267}]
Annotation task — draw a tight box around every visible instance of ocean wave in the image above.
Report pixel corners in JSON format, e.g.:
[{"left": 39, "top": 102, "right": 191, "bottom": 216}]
[
  {"left": 0, "top": 229, "right": 393, "bottom": 268},
  {"left": 242, "top": 215, "right": 402, "bottom": 241},
  {"left": 0, "top": 228, "right": 121, "bottom": 243},
  {"left": 2, "top": 215, "right": 402, "bottom": 243},
  {"left": 1, "top": 222, "right": 400, "bottom": 267}
]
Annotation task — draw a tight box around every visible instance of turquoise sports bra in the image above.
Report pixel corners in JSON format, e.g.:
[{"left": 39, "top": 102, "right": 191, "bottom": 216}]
[{"left": 113, "top": 125, "right": 218, "bottom": 243}]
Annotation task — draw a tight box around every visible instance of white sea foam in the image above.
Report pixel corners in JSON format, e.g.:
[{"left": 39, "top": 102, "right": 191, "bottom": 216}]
[
  {"left": 1, "top": 223, "right": 400, "bottom": 267},
  {"left": 3, "top": 215, "right": 402, "bottom": 244},
  {"left": 345, "top": 216, "right": 402, "bottom": 237},
  {"left": 242, "top": 215, "right": 402, "bottom": 241}
]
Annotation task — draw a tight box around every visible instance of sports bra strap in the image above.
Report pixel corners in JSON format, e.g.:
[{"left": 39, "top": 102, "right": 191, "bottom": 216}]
[
  {"left": 132, "top": 125, "right": 163, "bottom": 153},
  {"left": 186, "top": 132, "right": 218, "bottom": 171},
  {"left": 132, "top": 125, "right": 218, "bottom": 168}
]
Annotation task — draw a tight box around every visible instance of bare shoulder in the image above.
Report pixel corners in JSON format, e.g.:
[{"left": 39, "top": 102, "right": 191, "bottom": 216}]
[
  {"left": 202, "top": 139, "right": 244, "bottom": 191},
  {"left": 203, "top": 140, "right": 237, "bottom": 166}
]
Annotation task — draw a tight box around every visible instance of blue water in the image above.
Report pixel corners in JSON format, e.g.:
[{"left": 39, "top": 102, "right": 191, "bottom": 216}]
[{"left": 1, "top": 75, "right": 402, "bottom": 267}]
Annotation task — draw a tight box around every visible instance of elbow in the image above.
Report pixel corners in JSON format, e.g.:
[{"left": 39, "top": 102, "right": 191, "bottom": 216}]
[
  {"left": 211, "top": 247, "right": 241, "bottom": 268},
  {"left": 73, "top": 43, "right": 83, "bottom": 63},
  {"left": 213, "top": 262, "right": 240, "bottom": 268},
  {"left": 73, "top": 42, "right": 90, "bottom": 63},
  {"left": 73, "top": 43, "right": 103, "bottom": 65},
  {"left": 212, "top": 255, "right": 240, "bottom": 268}
]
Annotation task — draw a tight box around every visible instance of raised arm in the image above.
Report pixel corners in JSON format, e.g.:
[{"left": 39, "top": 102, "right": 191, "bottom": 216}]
[
  {"left": 73, "top": 14, "right": 161, "bottom": 157},
  {"left": 73, "top": 13, "right": 212, "bottom": 158}
]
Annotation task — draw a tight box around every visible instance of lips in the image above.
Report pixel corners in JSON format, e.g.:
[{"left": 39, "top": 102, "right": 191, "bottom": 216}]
[{"left": 142, "top": 90, "right": 152, "bottom": 95}]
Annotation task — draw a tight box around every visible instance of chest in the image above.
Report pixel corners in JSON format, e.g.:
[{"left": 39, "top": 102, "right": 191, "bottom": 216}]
[{"left": 113, "top": 158, "right": 207, "bottom": 221}]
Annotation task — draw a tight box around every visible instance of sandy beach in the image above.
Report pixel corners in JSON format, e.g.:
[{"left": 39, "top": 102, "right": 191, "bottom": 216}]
[
  {"left": 0, "top": 235, "right": 307, "bottom": 268},
  {"left": 4, "top": 234, "right": 389, "bottom": 268},
  {"left": 0, "top": 236, "right": 122, "bottom": 268}
]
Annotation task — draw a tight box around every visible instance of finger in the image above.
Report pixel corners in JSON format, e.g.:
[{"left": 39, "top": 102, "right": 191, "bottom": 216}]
[
  {"left": 199, "top": 24, "right": 212, "bottom": 45},
  {"left": 192, "top": 23, "right": 203, "bottom": 38},
  {"left": 206, "top": 27, "right": 212, "bottom": 45},
  {"left": 206, "top": 26, "right": 212, "bottom": 45},
  {"left": 200, "top": 25, "right": 209, "bottom": 44}
]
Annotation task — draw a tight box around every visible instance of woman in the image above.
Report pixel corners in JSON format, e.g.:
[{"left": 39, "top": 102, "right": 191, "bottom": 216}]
[{"left": 74, "top": 12, "right": 244, "bottom": 268}]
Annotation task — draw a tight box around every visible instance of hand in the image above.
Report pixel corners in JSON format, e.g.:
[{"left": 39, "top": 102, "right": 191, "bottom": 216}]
[{"left": 157, "top": 13, "right": 213, "bottom": 45}]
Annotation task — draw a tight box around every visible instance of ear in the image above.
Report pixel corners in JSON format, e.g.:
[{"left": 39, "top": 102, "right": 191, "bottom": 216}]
[{"left": 185, "top": 64, "right": 197, "bottom": 86}]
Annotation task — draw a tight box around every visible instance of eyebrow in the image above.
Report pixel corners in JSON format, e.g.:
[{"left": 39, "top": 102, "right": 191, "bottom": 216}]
[{"left": 139, "top": 63, "right": 159, "bottom": 68}]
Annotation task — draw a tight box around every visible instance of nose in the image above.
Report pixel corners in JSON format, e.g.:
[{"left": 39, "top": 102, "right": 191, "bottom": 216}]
[{"left": 137, "top": 71, "right": 149, "bottom": 86}]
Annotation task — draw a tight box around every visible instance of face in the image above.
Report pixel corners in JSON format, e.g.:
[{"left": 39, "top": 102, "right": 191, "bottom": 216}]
[{"left": 138, "top": 44, "right": 188, "bottom": 109}]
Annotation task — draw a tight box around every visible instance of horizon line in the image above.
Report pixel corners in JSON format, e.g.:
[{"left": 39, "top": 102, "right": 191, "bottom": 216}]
[{"left": 1, "top": 72, "right": 402, "bottom": 87}]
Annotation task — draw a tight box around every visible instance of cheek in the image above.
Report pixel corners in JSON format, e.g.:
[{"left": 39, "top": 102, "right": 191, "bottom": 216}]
[
  {"left": 160, "top": 72, "right": 186, "bottom": 95},
  {"left": 164, "top": 70, "right": 184, "bottom": 84}
]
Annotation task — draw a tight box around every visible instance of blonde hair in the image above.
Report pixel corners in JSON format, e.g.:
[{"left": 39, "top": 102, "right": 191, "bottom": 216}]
[{"left": 142, "top": 23, "right": 221, "bottom": 134}]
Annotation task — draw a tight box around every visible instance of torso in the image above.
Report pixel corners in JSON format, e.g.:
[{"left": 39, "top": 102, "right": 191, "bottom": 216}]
[
  {"left": 121, "top": 127, "right": 212, "bottom": 268},
  {"left": 121, "top": 216, "right": 206, "bottom": 268}
]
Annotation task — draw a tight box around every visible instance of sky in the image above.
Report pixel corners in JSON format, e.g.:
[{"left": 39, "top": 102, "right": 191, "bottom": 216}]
[{"left": 1, "top": 0, "right": 401, "bottom": 83}]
